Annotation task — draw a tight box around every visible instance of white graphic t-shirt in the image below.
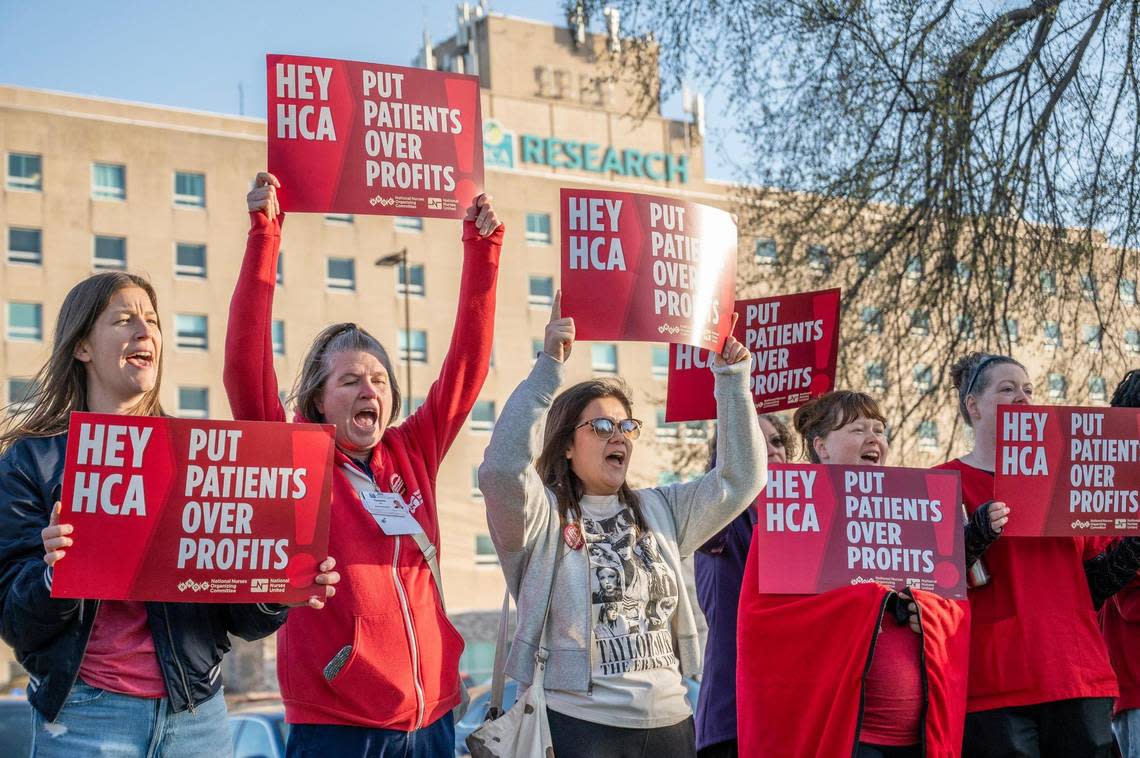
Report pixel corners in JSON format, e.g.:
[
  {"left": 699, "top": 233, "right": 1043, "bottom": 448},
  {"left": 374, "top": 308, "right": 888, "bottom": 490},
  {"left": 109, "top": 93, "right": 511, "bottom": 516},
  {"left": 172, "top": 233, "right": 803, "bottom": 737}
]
[{"left": 545, "top": 494, "right": 691, "bottom": 728}]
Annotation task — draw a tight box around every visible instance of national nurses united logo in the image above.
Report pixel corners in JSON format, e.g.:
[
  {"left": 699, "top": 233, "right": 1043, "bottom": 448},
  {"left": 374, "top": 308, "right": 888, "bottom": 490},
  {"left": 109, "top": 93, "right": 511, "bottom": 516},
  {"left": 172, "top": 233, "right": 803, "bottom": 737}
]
[{"left": 483, "top": 119, "right": 515, "bottom": 169}]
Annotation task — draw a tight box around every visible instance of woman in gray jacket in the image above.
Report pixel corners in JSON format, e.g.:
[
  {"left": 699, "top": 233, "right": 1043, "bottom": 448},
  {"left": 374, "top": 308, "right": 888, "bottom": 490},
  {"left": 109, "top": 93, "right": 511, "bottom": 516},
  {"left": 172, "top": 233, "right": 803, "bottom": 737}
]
[{"left": 478, "top": 294, "right": 766, "bottom": 757}]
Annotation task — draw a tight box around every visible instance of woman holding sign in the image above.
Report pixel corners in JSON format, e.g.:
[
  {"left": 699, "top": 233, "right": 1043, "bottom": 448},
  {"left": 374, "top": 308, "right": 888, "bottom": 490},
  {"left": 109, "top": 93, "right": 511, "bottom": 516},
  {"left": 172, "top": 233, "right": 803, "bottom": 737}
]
[
  {"left": 477, "top": 296, "right": 764, "bottom": 757},
  {"left": 736, "top": 390, "right": 988, "bottom": 758},
  {"left": 226, "top": 173, "right": 503, "bottom": 757},
  {"left": 940, "top": 353, "right": 1140, "bottom": 757},
  {"left": 0, "top": 271, "right": 338, "bottom": 757}
]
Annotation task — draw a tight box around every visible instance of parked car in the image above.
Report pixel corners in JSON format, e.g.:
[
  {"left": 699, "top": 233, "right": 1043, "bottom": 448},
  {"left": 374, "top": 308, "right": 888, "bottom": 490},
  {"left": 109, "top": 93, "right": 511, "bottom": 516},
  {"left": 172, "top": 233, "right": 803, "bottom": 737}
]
[
  {"left": 454, "top": 677, "right": 700, "bottom": 756},
  {"left": 230, "top": 703, "right": 288, "bottom": 758},
  {"left": 0, "top": 696, "right": 32, "bottom": 757}
]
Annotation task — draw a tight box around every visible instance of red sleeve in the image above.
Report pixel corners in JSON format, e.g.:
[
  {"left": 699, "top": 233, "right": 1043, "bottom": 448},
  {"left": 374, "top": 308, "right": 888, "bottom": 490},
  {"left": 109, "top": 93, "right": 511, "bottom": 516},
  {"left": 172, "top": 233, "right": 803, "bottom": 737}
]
[
  {"left": 396, "top": 220, "right": 503, "bottom": 477},
  {"left": 224, "top": 212, "right": 286, "bottom": 423}
]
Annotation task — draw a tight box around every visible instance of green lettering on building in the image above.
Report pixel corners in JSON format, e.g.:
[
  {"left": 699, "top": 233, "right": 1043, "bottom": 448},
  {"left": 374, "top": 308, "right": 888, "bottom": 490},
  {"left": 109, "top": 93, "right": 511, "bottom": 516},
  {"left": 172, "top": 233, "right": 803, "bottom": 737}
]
[{"left": 517, "top": 134, "right": 688, "bottom": 184}]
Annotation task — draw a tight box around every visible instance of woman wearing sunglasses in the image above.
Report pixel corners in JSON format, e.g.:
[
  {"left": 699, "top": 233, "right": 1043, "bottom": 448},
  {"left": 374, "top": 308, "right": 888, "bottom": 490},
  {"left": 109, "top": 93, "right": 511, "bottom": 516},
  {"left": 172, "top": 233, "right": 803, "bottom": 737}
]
[{"left": 478, "top": 295, "right": 765, "bottom": 757}]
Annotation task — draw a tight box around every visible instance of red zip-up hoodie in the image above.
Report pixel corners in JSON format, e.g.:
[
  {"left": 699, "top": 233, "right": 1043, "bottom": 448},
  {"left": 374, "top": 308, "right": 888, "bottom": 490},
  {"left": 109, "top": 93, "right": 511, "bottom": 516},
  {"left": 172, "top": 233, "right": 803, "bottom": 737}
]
[{"left": 225, "top": 211, "right": 503, "bottom": 730}]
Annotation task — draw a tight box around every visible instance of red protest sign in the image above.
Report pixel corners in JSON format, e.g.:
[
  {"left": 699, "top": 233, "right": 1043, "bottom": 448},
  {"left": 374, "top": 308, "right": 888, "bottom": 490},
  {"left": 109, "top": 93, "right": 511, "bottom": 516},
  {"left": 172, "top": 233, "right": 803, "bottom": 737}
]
[
  {"left": 266, "top": 54, "right": 483, "bottom": 219},
  {"left": 560, "top": 188, "right": 737, "bottom": 351},
  {"left": 51, "top": 413, "right": 335, "bottom": 603},
  {"left": 754, "top": 463, "right": 965, "bottom": 599},
  {"left": 995, "top": 404, "right": 1140, "bottom": 536},
  {"left": 664, "top": 289, "right": 841, "bottom": 422}
]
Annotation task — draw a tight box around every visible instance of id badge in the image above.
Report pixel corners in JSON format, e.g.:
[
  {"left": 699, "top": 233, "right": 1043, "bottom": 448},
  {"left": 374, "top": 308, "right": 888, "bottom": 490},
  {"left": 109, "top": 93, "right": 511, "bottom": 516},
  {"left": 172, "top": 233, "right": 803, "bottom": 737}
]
[{"left": 361, "top": 491, "right": 424, "bottom": 536}]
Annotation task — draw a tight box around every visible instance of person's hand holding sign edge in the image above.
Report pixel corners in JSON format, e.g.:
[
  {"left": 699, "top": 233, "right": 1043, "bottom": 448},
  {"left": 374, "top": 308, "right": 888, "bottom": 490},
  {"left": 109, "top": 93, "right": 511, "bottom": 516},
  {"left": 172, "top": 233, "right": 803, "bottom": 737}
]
[
  {"left": 465, "top": 193, "right": 502, "bottom": 237},
  {"left": 544, "top": 290, "right": 575, "bottom": 362},
  {"left": 713, "top": 313, "right": 748, "bottom": 367},
  {"left": 42, "top": 501, "right": 341, "bottom": 609}
]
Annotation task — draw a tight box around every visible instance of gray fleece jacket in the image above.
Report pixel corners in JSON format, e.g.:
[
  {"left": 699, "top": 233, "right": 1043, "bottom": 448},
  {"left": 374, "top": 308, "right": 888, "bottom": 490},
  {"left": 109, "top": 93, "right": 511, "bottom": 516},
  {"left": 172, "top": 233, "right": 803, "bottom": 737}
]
[{"left": 478, "top": 353, "right": 765, "bottom": 691}]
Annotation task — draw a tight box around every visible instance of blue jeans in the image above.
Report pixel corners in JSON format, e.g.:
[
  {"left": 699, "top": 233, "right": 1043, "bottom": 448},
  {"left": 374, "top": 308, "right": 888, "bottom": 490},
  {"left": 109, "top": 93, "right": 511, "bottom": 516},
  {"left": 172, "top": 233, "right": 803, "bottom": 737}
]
[
  {"left": 30, "top": 680, "right": 232, "bottom": 758},
  {"left": 1115, "top": 708, "right": 1140, "bottom": 758},
  {"left": 286, "top": 713, "right": 454, "bottom": 758}
]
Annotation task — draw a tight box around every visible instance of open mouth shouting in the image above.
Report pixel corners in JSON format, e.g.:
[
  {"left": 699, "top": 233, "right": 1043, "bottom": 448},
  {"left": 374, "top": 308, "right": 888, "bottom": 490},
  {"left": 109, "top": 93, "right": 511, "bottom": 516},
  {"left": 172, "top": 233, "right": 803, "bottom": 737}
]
[
  {"left": 605, "top": 448, "right": 627, "bottom": 468},
  {"left": 352, "top": 406, "right": 380, "bottom": 433},
  {"left": 125, "top": 350, "right": 154, "bottom": 369},
  {"left": 860, "top": 448, "right": 882, "bottom": 464}
]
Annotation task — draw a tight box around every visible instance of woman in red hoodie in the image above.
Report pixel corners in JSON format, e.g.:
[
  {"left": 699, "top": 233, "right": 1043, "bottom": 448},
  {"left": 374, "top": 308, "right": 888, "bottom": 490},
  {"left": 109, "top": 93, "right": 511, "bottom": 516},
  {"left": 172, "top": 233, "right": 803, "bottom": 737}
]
[
  {"left": 938, "top": 352, "right": 1140, "bottom": 757},
  {"left": 737, "top": 390, "right": 987, "bottom": 758},
  {"left": 225, "top": 173, "right": 504, "bottom": 757}
]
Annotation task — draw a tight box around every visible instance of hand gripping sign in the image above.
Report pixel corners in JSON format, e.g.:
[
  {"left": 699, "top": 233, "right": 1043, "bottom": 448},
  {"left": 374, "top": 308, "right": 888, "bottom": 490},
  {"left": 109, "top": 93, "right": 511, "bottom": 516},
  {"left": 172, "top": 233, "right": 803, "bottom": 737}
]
[
  {"left": 560, "top": 188, "right": 737, "bottom": 351},
  {"left": 753, "top": 463, "right": 966, "bottom": 599},
  {"left": 995, "top": 404, "right": 1140, "bottom": 536},
  {"left": 266, "top": 54, "right": 483, "bottom": 219},
  {"left": 665, "top": 289, "right": 841, "bottom": 422},
  {"left": 51, "top": 414, "right": 335, "bottom": 603}
]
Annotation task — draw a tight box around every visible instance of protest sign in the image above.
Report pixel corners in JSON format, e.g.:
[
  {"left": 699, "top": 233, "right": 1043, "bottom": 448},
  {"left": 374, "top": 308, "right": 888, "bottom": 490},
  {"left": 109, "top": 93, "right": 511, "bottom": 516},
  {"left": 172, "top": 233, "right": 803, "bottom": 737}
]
[
  {"left": 51, "top": 413, "right": 335, "bottom": 603},
  {"left": 664, "top": 289, "right": 840, "bottom": 421},
  {"left": 995, "top": 404, "right": 1140, "bottom": 536},
  {"left": 559, "top": 188, "right": 737, "bottom": 351},
  {"left": 753, "top": 463, "right": 965, "bottom": 598},
  {"left": 266, "top": 54, "right": 483, "bottom": 219}
]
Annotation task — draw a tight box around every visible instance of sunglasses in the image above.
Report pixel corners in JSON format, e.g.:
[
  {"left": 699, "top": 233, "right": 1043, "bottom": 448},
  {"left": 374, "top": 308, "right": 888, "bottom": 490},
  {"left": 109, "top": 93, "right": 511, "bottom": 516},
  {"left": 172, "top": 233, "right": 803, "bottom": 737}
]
[{"left": 575, "top": 417, "right": 643, "bottom": 441}]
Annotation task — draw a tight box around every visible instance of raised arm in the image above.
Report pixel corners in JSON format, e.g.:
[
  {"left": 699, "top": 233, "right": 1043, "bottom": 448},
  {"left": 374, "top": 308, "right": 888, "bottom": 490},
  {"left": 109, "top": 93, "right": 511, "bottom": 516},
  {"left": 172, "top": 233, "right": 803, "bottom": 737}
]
[
  {"left": 478, "top": 295, "right": 571, "bottom": 553},
  {"left": 659, "top": 322, "right": 767, "bottom": 556},
  {"left": 399, "top": 194, "right": 504, "bottom": 476},
  {"left": 223, "top": 172, "right": 286, "bottom": 423}
]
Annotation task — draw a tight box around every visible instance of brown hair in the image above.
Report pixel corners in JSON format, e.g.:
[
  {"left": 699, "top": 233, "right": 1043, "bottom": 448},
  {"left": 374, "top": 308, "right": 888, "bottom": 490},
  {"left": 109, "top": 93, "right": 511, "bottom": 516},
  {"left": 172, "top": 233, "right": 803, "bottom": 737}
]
[
  {"left": 0, "top": 272, "right": 165, "bottom": 452},
  {"left": 535, "top": 378, "right": 645, "bottom": 530},
  {"left": 793, "top": 391, "right": 886, "bottom": 463},
  {"left": 949, "top": 351, "right": 1026, "bottom": 426},
  {"left": 291, "top": 323, "right": 401, "bottom": 426}
]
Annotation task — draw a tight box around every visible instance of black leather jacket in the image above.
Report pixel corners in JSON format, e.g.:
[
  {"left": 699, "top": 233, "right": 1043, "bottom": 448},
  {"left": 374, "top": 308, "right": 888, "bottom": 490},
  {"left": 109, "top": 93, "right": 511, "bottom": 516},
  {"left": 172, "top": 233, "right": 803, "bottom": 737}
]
[{"left": 0, "top": 434, "right": 288, "bottom": 721}]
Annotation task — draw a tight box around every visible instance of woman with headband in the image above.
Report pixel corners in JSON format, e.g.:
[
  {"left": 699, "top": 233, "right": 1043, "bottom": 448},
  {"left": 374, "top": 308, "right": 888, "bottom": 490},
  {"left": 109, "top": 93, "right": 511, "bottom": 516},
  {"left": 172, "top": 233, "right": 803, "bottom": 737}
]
[{"left": 938, "top": 353, "right": 1140, "bottom": 757}]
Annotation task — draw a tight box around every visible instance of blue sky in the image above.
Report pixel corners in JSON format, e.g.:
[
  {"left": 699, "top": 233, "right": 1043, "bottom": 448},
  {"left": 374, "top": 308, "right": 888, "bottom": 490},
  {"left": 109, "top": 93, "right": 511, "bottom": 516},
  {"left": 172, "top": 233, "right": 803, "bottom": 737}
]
[{"left": 0, "top": 1, "right": 739, "bottom": 182}]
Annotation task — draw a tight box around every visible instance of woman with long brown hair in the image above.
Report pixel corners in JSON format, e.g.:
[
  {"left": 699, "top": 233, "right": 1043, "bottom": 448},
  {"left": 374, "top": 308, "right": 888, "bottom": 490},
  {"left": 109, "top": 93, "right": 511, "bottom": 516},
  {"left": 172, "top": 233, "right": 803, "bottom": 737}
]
[
  {"left": 0, "top": 271, "right": 337, "bottom": 757},
  {"left": 478, "top": 296, "right": 765, "bottom": 757}
]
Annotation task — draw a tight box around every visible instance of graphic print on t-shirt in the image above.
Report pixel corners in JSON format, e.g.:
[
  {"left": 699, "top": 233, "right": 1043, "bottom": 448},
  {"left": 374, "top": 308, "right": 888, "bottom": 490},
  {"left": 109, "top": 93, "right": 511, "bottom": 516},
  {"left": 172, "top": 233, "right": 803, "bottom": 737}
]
[{"left": 582, "top": 508, "right": 679, "bottom": 676}]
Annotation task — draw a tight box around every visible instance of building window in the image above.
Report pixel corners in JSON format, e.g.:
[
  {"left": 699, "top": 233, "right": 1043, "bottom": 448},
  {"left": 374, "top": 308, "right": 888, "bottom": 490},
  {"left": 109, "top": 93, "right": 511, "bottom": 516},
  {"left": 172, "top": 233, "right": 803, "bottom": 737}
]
[
  {"left": 173, "top": 171, "right": 206, "bottom": 208},
  {"left": 1082, "top": 324, "right": 1103, "bottom": 352},
  {"left": 1128, "top": 329, "right": 1140, "bottom": 354},
  {"left": 1005, "top": 318, "right": 1020, "bottom": 344},
  {"left": 1089, "top": 376, "right": 1107, "bottom": 402},
  {"left": 683, "top": 421, "right": 708, "bottom": 441},
  {"left": 7, "top": 227, "right": 42, "bottom": 265},
  {"left": 905, "top": 256, "right": 924, "bottom": 280},
  {"left": 175, "top": 314, "right": 208, "bottom": 350},
  {"left": 92, "top": 162, "right": 126, "bottom": 200},
  {"left": 326, "top": 257, "right": 356, "bottom": 292},
  {"left": 177, "top": 387, "right": 209, "bottom": 419},
  {"left": 917, "top": 420, "right": 939, "bottom": 452},
  {"left": 1043, "top": 321, "right": 1062, "bottom": 348},
  {"left": 174, "top": 243, "right": 207, "bottom": 279},
  {"left": 471, "top": 466, "right": 483, "bottom": 499},
  {"left": 531, "top": 338, "right": 544, "bottom": 363},
  {"left": 754, "top": 238, "right": 777, "bottom": 265},
  {"left": 475, "top": 534, "right": 498, "bottom": 564},
  {"left": 528, "top": 275, "right": 554, "bottom": 307},
  {"left": 408, "top": 396, "right": 426, "bottom": 415},
  {"left": 470, "top": 400, "right": 495, "bottom": 432},
  {"left": 909, "top": 310, "right": 931, "bottom": 337},
  {"left": 394, "top": 216, "right": 423, "bottom": 233},
  {"left": 956, "top": 261, "right": 972, "bottom": 283},
  {"left": 591, "top": 343, "right": 618, "bottom": 374},
  {"left": 861, "top": 306, "right": 883, "bottom": 334},
  {"left": 7, "top": 153, "right": 42, "bottom": 191},
  {"left": 956, "top": 314, "right": 975, "bottom": 339},
  {"left": 93, "top": 235, "right": 126, "bottom": 271},
  {"left": 1040, "top": 270, "right": 1057, "bottom": 294},
  {"left": 913, "top": 364, "right": 933, "bottom": 393},
  {"left": 865, "top": 361, "right": 887, "bottom": 390},
  {"left": 276, "top": 253, "right": 285, "bottom": 285},
  {"left": 6, "top": 303, "right": 42, "bottom": 341},
  {"left": 994, "top": 266, "right": 1012, "bottom": 286},
  {"left": 1047, "top": 373, "right": 1068, "bottom": 400},
  {"left": 397, "top": 263, "right": 425, "bottom": 296},
  {"left": 6, "top": 378, "right": 33, "bottom": 414},
  {"left": 1081, "top": 273, "right": 1098, "bottom": 302},
  {"left": 652, "top": 345, "right": 669, "bottom": 379},
  {"left": 807, "top": 244, "right": 831, "bottom": 273},
  {"left": 272, "top": 320, "right": 285, "bottom": 356},
  {"left": 526, "top": 212, "right": 552, "bottom": 245},
  {"left": 324, "top": 213, "right": 353, "bottom": 224},
  {"left": 1121, "top": 279, "right": 1137, "bottom": 306},
  {"left": 655, "top": 408, "right": 679, "bottom": 439},
  {"left": 857, "top": 250, "right": 880, "bottom": 270},
  {"left": 398, "top": 329, "right": 428, "bottom": 363}
]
